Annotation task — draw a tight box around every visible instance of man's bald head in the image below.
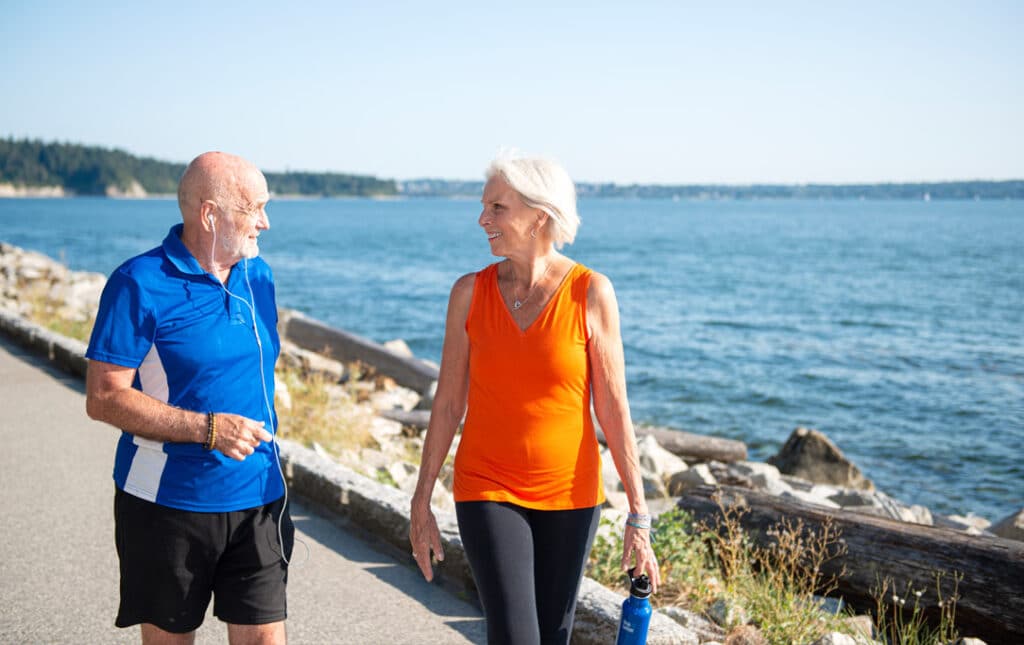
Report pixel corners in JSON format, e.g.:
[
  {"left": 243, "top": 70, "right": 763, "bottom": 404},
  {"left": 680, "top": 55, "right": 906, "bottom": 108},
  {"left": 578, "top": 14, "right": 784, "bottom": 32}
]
[{"left": 177, "top": 152, "right": 267, "bottom": 220}]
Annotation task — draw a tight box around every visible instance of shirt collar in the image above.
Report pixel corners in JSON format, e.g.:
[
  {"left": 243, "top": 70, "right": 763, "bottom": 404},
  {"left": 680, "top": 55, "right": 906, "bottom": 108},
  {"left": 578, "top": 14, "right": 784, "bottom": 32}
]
[{"left": 162, "top": 223, "right": 210, "bottom": 276}]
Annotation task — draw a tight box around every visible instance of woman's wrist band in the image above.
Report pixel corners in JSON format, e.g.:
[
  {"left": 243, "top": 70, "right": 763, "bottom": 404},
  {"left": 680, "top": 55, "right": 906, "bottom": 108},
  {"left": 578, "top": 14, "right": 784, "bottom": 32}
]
[
  {"left": 626, "top": 512, "right": 652, "bottom": 530},
  {"left": 625, "top": 519, "right": 651, "bottom": 530},
  {"left": 204, "top": 412, "right": 217, "bottom": 451}
]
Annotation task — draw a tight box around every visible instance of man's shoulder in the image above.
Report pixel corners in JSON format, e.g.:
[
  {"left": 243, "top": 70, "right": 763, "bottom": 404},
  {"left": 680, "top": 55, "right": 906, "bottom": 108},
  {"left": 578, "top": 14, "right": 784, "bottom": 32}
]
[
  {"left": 242, "top": 256, "right": 275, "bottom": 284},
  {"left": 104, "top": 245, "right": 181, "bottom": 300},
  {"left": 111, "top": 245, "right": 167, "bottom": 279}
]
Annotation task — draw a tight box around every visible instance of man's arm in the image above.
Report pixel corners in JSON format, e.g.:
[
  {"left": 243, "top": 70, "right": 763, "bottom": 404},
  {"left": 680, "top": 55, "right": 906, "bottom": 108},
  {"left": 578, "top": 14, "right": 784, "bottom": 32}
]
[{"left": 85, "top": 359, "right": 271, "bottom": 461}]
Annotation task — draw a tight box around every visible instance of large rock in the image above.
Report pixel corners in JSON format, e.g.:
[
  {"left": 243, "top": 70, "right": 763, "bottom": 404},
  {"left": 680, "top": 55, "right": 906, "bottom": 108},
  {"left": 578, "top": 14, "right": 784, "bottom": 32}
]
[
  {"left": 280, "top": 340, "right": 346, "bottom": 382},
  {"left": 658, "top": 606, "right": 725, "bottom": 643},
  {"left": 572, "top": 578, "right": 698, "bottom": 644},
  {"left": 991, "top": 508, "right": 1024, "bottom": 542},
  {"left": 726, "top": 461, "right": 791, "bottom": 496},
  {"left": 637, "top": 434, "right": 689, "bottom": 481},
  {"left": 668, "top": 463, "right": 717, "bottom": 496},
  {"left": 767, "top": 427, "right": 874, "bottom": 491},
  {"left": 810, "top": 633, "right": 859, "bottom": 645},
  {"left": 723, "top": 624, "right": 766, "bottom": 645}
]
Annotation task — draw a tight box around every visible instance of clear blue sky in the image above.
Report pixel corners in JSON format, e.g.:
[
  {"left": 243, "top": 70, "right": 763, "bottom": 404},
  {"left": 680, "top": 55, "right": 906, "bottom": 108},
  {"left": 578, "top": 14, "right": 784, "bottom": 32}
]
[{"left": 2, "top": 1, "right": 1021, "bottom": 184}]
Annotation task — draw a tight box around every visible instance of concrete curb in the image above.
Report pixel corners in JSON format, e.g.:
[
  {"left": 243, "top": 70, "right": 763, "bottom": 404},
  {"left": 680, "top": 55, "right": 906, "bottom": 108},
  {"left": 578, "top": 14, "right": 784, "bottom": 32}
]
[
  {"left": 0, "top": 308, "right": 88, "bottom": 377},
  {"left": 1, "top": 309, "right": 697, "bottom": 644},
  {"left": 278, "top": 441, "right": 697, "bottom": 644}
]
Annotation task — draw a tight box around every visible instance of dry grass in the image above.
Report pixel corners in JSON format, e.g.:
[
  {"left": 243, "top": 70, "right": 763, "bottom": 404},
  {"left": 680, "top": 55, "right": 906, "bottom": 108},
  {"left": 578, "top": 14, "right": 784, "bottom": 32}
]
[
  {"left": 589, "top": 494, "right": 965, "bottom": 644},
  {"left": 274, "top": 363, "right": 376, "bottom": 455},
  {"left": 589, "top": 500, "right": 853, "bottom": 644},
  {"left": 872, "top": 573, "right": 961, "bottom": 645},
  {"left": 20, "top": 289, "right": 96, "bottom": 342}
]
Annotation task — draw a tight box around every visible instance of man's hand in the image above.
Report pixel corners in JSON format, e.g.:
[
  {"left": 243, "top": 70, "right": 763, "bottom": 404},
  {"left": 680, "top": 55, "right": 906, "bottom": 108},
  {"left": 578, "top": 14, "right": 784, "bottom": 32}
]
[{"left": 212, "top": 414, "right": 273, "bottom": 461}]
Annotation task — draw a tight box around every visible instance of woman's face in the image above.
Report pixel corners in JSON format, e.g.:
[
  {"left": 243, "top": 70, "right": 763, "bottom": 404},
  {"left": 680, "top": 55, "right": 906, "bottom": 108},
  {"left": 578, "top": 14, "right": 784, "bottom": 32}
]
[{"left": 478, "top": 175, "right": 540, "bottom": 257}]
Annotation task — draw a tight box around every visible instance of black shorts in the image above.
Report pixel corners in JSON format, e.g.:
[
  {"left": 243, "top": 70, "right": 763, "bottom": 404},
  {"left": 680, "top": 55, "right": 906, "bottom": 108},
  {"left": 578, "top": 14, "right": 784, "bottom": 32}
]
[{"left": 113, "top": 488, "right": 294, "bottom": 633}]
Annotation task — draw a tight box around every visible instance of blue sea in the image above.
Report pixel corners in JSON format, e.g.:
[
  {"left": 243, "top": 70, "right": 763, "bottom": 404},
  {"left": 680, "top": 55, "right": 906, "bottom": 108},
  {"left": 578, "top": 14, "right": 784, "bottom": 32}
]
[{"left": 2, "top": 197, "right": 1022, "bottom": 521}]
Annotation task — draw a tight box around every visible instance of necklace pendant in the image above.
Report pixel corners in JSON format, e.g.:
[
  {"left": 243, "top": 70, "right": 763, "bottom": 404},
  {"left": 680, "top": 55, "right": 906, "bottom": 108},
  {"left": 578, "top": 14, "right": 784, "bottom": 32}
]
[{"left": 513, "top": 299, "right": 522, "bottom": 310}]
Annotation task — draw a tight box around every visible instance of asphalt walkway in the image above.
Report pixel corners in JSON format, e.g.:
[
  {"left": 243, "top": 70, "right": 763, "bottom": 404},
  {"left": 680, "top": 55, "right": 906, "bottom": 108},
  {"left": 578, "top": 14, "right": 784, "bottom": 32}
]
[{"left": 0, "top": 335, "right": 485, "bottom": 644}]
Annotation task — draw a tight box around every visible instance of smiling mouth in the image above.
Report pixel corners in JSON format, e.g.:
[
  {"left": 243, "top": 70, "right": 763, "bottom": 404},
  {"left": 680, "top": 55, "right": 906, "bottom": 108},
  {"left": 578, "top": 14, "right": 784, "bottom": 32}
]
[{"left": 487, "top": 232, "right": 501, "bottom": 240}]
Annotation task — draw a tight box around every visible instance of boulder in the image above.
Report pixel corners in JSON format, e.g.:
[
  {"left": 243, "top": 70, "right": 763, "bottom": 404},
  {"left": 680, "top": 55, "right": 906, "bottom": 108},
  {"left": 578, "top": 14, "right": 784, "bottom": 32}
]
[
  {"left": 280, "top": 341, "right": 346, "bottom": 382},
  {"left": 991, "top": 508, "right": 1024, "bottom": 542},
  {"left": 637, "top": 434, "right": 689, "bottom": 480},
  {"left": 780, "top": 489, "right": 841, "bottom": 509},
  {"left": 723, "top": 624, "right": 766, "bottom": 645},
  {"left": 383, "top": 338, "right": 414, "bottom": 357},
  {"left": 368, "top": 385, "right": 421, "bottom": 412},
  {"left": 368, "top": 416, "right": 403, "bottom": 447},
  {"left": 274, "top": 374, "right": 292, "bottom": 411},
  {"left": 657, "top": 606, "right": 725, "bottom": 643},
  {"left": 826, "top": 488, "right": 876, "bottom": 507},
  {"left": 840, "top": 614, "right": 875, "bottom": 642},
  {"left": 809, "top": 633, "right": 859, "bottom": 645},
  {"left": 767, "top": 427, "right": 874, "bottom": 491},
  {"left": 572, "top": 578, "right": 698, "bottom": 644},
  {"left": 707, "top": 597, "right": 749, "bottom": 628},
  {"left": 946, "top": 513, "right": 992, "bottom": 533},
  {"left": 668, "top": 463, "right": 717, "bottom": 495},
  {"left": 726, "top": 461, "right": 790, "bottom": 496}
]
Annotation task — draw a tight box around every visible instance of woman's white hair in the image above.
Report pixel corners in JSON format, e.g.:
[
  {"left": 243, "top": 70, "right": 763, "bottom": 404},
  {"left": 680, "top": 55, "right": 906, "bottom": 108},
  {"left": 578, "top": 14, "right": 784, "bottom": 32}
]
[{"left": 486, "top": 152, "right": 580, "bottom": 249}]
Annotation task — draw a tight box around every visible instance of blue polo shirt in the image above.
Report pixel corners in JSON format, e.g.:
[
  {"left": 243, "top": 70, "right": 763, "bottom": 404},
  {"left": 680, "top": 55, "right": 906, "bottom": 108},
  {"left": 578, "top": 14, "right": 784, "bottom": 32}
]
[{"left": 86, "top": 224, "right": 283, "bottom": 512}]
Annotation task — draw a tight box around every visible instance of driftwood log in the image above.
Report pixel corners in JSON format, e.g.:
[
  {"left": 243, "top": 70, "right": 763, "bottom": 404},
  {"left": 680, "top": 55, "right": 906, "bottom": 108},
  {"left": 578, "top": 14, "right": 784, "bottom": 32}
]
[
  {"left": 282, "top": 311, "right": 438, "bottom": 397},
  {"left": 384, "top": 410, "right": 751, "bottom": 465},
  {"left": 676, "top": 486, "right": 1024, "bottom": 643},
  {"left": 596, "top": 425, "right": 748, "bottom": 463}
]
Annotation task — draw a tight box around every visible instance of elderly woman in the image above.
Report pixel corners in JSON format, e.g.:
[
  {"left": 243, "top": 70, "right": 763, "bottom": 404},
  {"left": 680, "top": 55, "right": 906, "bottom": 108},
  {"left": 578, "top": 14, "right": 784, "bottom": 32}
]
[{"left": 410, "top": 154, "right": 659, "bottom": 644}]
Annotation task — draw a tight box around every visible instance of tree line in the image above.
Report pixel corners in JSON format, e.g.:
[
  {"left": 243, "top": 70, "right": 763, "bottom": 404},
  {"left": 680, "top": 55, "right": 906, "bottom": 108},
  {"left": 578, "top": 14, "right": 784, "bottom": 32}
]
[
  {"left": 0, "top": 138, "right": 397, "bottom": 197},
  {"left": 3, "top": 137, "right": 1021, "bottom": 199},
  {"left": 400, "top": 178, "right": 1024, "bottom": 200}
]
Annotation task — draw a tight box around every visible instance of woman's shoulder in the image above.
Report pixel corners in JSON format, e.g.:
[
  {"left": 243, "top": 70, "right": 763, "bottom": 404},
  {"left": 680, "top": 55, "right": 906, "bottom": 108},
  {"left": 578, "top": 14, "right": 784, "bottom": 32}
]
[
  {"left": 584, "top": 268, "right": 616, "bottom": 307},
  {"left": 450, "top": 263, "right": 496, "bottom": 301},
  {"left": 451, "top": 271, "right": 477, "bottom": 293}
]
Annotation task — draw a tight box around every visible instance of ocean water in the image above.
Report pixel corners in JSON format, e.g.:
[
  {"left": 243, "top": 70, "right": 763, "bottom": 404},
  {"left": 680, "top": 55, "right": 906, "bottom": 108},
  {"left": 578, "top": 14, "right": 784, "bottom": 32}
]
[{"left": 2, "top": 197, "right": 1022, "bottom": 520}]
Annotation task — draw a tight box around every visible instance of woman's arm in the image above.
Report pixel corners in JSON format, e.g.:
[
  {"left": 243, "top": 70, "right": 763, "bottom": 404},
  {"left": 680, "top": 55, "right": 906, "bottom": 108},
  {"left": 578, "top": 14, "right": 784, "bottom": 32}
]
[
  {"left": 587, "top": 271, "right": 661, "bottom": 589},
  {"left": 409, "top": 272, "right": 475, "bottom": 581}
]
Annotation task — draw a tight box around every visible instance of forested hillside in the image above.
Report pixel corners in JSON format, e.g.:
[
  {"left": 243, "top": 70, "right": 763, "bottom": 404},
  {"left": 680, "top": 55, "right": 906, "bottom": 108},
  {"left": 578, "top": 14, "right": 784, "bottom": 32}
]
[{"left": 0, "top": 139, "right": 397, "bottom": 197}]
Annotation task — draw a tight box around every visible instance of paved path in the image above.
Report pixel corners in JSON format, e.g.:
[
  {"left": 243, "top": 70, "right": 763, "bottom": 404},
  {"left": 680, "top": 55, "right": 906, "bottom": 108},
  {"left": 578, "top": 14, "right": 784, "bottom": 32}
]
[{"left": 0, "top": 335, "right": 485, "bottom": 644}]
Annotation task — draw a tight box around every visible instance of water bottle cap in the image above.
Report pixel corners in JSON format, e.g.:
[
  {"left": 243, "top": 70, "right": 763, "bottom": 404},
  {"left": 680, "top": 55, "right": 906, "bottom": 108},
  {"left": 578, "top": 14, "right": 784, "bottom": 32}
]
[{"left": 627, "top": 568, "right": 653, "bottom": 598}]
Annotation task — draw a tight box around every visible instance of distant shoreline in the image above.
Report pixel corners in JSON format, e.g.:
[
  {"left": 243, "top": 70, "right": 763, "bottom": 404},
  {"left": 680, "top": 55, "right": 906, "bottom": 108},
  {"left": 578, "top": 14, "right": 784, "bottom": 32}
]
[
  {"left": 2, "top": 186, "right": 1022, "bottom": 202},
  {"left": 5, "top": 139, "right": 1023, "bottom": 200}
]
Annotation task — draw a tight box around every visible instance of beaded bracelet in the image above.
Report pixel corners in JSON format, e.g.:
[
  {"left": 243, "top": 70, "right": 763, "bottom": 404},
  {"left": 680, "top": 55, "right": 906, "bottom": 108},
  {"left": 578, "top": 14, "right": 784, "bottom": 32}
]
[{"left": 204, "top": 412, "right": 217, "bottom": 451}]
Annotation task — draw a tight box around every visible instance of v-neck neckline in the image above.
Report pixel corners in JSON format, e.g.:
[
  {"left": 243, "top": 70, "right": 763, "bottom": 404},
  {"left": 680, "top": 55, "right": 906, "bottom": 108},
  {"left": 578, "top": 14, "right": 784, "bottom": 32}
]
[{"left": 497, "top": 261, "right": 578, "bottom": 334}]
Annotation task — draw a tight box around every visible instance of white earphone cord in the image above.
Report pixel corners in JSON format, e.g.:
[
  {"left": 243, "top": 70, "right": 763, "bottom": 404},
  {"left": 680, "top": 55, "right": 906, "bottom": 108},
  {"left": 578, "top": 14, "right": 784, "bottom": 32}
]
[{"left": 212, "top": 244, "right": 308, "bottom": 567}]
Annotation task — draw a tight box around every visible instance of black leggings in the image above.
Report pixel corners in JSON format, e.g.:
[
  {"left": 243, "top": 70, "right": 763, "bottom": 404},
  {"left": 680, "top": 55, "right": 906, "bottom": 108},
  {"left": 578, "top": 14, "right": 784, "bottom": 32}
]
[{"left": 455, "top": 501, "right": 601, "bottom": 645}]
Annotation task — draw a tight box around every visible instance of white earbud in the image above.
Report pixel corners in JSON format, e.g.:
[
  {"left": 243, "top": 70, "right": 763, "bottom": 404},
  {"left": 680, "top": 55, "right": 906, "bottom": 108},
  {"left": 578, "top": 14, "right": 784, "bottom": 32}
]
[{"left": 207, "top": 213, "right": 215, "bottom": 229}]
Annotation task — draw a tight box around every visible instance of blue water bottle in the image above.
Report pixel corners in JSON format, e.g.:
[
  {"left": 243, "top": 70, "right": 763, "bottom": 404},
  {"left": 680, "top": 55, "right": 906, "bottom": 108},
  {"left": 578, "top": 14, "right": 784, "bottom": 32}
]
[{"left": 616, "top": 568, "right": 653, "bottom": 645}]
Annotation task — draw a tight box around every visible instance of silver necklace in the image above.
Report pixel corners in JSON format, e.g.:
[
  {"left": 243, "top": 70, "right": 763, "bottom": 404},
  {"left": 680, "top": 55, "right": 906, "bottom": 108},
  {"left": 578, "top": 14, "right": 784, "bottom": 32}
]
[{"left": 510, "top": 260, "right": 551, "bottom": 310}]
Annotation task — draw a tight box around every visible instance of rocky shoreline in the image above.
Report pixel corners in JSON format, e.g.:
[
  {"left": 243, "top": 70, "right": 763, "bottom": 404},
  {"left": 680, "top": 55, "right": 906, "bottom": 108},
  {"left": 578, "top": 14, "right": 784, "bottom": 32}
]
[{"left": 3, "top": 240, "right": 1021, "bottom": 644}]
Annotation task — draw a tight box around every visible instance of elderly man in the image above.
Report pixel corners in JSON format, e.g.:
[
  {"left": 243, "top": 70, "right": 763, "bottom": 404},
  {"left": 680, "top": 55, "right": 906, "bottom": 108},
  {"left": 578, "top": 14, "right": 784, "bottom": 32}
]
[{"left": 86, "top": 152, "right": 292, "bottom": 644}]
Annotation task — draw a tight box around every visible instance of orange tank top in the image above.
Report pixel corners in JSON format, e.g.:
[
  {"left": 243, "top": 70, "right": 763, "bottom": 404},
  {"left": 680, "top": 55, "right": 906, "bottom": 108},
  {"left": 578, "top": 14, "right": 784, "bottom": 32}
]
[{"left": 453, "top": 262, "right": 606, "bottom": 510}]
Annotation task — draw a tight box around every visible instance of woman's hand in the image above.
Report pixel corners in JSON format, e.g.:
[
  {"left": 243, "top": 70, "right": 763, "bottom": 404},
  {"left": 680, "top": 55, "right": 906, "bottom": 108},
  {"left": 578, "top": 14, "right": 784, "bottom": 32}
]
[
  {"left": 409, "top": 496, "right": 445, "bottom": 581},
  {"left": 622, "top": 524, "right": 660, "bottom": 592}
]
